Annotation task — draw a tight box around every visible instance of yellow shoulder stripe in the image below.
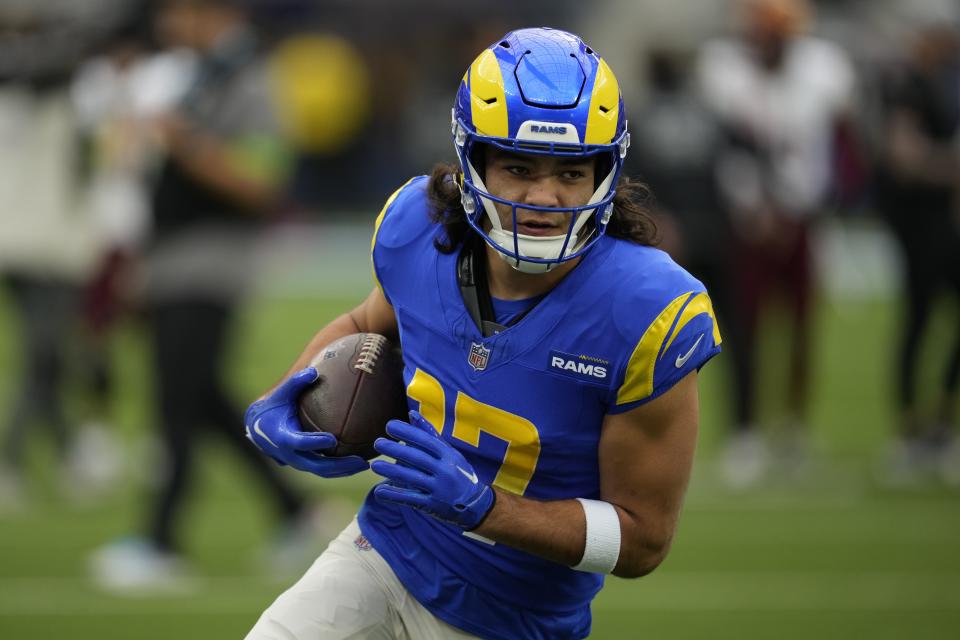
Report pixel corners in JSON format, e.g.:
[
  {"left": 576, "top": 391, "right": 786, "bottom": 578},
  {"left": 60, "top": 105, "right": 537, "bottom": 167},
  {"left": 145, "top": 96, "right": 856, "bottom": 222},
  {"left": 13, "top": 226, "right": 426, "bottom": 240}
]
[
  {"left": 616, "top": 291, "right": 721, "bottom": 405},
  {"left": 661, "top": 292, "right": 722, "bottom": 356},
  {"left": 370, "top": 177, "right": 418, "bottom": 288},
  {"left": 616, "top": 292, "right": 691, "bottom": 405}
]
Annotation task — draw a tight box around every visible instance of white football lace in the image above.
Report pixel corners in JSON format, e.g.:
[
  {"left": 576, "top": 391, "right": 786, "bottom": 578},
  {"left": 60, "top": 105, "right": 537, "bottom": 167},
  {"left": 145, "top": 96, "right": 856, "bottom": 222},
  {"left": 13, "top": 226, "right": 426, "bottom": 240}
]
[{"left": 354, "top": 334, "right": 386, "bottom": 374}]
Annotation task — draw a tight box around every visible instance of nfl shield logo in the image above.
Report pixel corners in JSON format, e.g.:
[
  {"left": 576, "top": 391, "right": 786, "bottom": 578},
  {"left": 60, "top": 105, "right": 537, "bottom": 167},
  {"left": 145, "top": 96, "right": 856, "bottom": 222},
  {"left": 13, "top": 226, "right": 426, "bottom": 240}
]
[{"left": 468, "top": 342, "right": 490, "bottom": 371}]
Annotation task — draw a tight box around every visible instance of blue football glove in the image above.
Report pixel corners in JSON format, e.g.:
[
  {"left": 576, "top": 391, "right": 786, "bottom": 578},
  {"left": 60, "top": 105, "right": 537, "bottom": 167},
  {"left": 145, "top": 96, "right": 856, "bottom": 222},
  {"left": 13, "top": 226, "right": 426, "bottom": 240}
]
[
  {"left": 244, "top": 367, "right": 369, "bottom": 478},
  {"left": 371, "top": 410, "right": 495, "bottom": 530}
]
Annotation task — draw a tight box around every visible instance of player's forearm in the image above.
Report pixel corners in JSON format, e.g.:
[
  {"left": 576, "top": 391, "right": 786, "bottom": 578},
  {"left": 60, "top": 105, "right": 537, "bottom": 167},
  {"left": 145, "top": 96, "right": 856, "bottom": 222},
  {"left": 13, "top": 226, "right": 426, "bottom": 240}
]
[
  {"left": 473, "top": 489, "right": 673, "bottom": 578},
  {"left": 472, "top": 489, "right": 586, "bottom": 566}
]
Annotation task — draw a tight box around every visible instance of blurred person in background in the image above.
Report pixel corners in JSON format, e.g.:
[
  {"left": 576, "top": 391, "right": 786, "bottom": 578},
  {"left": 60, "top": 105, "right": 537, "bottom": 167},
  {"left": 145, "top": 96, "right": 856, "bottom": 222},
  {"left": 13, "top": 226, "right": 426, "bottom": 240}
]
[
  {"left": 875, "top": 22, "right": 960, "bottom": 486},
  {"left": 90, "top": 0, "right": 315, "bottom": 590},
  {"left": 631, "top": 48, "right": 732, "bottom": 281},
  {"left": 697, "top": 0, "right": 856, "bottom": 488},
  {"left": 0, "top": 11, "right": 105, "bottom": 507},
  {"left": 67, "top": 6, "right": 187, "bottom": 503},
  {"left": 269, "top": 27, "right": 374, "bottom": 213},
  {"left": 629, "top": 46, "right": 739, "bottom": 433}
]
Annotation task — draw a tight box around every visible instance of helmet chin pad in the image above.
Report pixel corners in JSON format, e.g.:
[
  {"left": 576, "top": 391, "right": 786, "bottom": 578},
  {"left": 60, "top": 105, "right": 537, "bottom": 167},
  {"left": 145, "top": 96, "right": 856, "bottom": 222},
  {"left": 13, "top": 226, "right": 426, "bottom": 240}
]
[{"left": 487, "top": 229, "right": 579, "bottom": 273}]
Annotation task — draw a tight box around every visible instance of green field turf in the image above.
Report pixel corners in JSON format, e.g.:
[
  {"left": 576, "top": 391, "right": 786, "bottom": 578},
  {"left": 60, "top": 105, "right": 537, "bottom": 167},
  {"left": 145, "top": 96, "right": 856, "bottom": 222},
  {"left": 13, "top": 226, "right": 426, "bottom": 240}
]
[{"left": 0, "top": 291, "right": 958, "bottom": 639}]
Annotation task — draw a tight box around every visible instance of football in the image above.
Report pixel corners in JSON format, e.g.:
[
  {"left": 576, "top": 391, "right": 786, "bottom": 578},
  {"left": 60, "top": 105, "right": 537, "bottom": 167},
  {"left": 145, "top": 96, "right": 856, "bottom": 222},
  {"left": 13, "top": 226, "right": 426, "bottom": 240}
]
[{"left": 297, "top": 333, "right": 408, "bottom": 459}]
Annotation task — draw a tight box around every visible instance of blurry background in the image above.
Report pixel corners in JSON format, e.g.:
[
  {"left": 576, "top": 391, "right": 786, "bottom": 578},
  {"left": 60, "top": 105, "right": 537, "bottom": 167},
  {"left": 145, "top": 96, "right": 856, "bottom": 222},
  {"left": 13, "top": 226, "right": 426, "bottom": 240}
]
[{"left": 1, "top": 0, "right": 959, "bottom": 638}]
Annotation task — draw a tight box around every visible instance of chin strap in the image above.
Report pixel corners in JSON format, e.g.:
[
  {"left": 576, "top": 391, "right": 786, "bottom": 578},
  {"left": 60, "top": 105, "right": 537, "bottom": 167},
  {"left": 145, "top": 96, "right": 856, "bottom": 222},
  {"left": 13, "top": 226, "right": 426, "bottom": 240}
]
[
  {"left": 458, "top": 238, "right": 504, "bottom": 337},
  {"left": 458, "top": 237, "right": 538, "bottom": 337}
]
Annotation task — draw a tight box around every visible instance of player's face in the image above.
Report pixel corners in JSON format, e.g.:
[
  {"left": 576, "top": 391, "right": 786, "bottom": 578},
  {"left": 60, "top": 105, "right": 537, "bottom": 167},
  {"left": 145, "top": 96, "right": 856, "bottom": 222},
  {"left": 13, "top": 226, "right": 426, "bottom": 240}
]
[{"left": 482, "top": 148, "right": 596, "bottom": 237}]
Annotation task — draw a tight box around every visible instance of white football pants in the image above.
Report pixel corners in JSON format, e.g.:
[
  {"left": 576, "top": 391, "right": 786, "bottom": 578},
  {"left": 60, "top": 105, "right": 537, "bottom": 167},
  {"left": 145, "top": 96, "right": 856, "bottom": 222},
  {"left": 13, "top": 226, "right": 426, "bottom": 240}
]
[{"left": 245, "top": 518, "right": 480, "bottom": 640}]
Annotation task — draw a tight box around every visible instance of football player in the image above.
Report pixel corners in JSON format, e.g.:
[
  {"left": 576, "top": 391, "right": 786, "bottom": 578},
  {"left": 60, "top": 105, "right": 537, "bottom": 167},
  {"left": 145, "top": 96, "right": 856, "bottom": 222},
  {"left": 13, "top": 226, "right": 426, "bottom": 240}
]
[{"left": 245, "top": 27, "right": 721, "bottom": 640}]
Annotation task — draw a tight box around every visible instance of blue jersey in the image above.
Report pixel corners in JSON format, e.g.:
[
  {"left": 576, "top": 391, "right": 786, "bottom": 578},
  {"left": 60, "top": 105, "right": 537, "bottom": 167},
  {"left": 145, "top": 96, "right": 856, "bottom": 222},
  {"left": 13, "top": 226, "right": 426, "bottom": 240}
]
[{"left": 358, "top": 176, "right": 721, "bottom": 640}]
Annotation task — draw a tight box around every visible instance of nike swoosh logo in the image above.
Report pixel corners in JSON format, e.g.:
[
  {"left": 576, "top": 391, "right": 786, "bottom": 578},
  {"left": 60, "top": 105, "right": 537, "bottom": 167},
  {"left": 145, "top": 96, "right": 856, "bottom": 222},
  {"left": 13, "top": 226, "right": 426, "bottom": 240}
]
[
  {"left": 253, "top": 418, "right": 279, "bottom": 449},
  {"left": 456, "top": 466, "right": 479, "bottom": 484},
  {"left": 675, "top": 334, "right": 704, "bottom": 368}
]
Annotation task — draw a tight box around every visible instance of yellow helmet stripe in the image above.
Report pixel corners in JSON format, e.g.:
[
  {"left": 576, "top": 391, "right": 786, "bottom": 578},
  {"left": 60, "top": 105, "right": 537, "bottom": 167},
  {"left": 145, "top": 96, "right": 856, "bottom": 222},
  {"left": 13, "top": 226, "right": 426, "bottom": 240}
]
[
  {"left": 616, "top": 292, "right": 691, "bottom": 405},
  {"left": 661, "top": 292, "right": 722, "bottom": 356},
  {"left": 584, "top": 58, "right": 620, "bottom": 145},
  {"left": 469, "top": 49, "right": 508, "bottom": 138}
]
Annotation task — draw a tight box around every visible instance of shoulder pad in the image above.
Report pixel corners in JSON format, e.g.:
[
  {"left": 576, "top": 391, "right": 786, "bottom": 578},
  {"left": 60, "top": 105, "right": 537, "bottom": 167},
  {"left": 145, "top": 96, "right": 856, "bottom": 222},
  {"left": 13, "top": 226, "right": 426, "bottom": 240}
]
[{"left": 606, "top": 247, "right": 722, "bottom": 410}]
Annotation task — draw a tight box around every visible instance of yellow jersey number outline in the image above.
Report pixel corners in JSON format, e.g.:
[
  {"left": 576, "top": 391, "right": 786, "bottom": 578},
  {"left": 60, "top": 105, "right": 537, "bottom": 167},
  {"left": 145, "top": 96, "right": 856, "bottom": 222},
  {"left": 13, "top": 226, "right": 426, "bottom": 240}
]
[{"left": 406, "top": 368, "right": 541, "bottom": 496}]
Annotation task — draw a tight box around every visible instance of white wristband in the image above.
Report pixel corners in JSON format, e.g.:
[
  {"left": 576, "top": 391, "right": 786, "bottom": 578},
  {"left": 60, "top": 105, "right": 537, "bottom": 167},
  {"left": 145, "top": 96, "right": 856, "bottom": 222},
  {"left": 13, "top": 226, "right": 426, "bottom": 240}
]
[{"left": 572, "top": 498, "right": 621, "bottom": 574}]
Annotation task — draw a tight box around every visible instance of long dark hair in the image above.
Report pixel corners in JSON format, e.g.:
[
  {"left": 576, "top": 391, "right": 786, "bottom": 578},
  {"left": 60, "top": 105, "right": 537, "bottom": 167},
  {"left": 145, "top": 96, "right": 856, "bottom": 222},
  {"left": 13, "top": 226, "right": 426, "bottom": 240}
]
[{"left": 426, "top": 163, "right": 659, "bottom": 254}]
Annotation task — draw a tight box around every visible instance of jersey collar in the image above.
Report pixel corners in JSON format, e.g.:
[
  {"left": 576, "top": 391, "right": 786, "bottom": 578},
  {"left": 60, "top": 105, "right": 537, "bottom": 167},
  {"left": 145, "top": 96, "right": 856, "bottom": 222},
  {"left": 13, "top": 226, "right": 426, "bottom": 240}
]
[{"left": 437, "top": 233, "right": 618, "bottom": 371}]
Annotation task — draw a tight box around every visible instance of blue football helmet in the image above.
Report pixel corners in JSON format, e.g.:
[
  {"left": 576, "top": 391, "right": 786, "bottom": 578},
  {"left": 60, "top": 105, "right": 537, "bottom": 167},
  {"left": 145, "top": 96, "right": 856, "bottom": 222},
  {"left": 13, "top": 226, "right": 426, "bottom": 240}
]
[{"left": 452, "top": 27, "right": 630, "bottom": 273}]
